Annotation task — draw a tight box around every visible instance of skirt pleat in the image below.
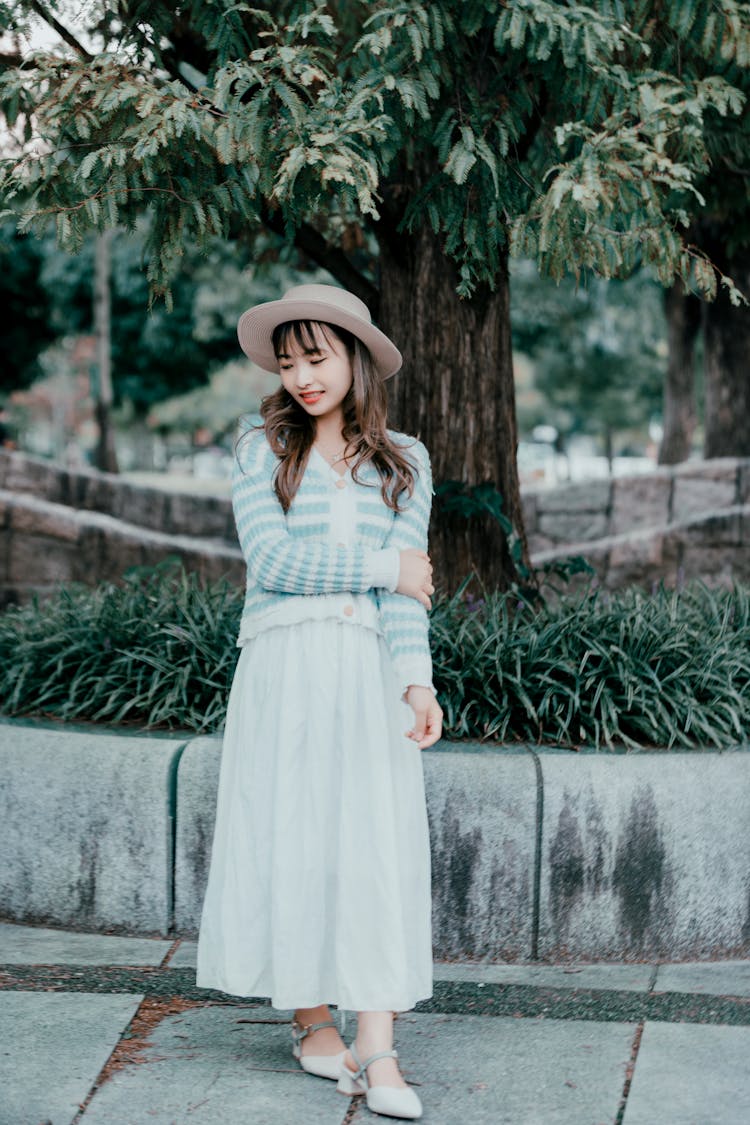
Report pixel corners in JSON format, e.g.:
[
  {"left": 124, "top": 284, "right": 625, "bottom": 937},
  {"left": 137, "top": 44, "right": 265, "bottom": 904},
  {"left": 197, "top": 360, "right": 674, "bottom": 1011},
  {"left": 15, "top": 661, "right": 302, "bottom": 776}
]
[{"left": 195, "top": 619, "right": 433, "bottom": 1011}]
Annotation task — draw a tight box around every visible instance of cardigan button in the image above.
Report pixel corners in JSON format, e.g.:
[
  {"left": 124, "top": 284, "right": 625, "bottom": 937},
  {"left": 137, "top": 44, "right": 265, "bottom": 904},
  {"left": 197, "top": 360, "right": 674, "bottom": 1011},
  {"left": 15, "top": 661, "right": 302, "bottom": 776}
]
[
  {"left": 337, "top": 541, "right": 346, "bottom": 548},
  {"left": 335, "top": 479, "right": 346, "bottom": 489},
  {"left": 343, "top": 604, "right": 354, "bottom": 616}
]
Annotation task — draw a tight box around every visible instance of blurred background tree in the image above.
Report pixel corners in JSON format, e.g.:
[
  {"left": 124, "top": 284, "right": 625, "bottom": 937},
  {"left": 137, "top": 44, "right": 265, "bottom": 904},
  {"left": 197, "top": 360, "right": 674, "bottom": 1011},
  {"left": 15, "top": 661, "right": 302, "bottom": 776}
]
[{"left": 2, "top": 1, "right": 750, "bottom": 591}]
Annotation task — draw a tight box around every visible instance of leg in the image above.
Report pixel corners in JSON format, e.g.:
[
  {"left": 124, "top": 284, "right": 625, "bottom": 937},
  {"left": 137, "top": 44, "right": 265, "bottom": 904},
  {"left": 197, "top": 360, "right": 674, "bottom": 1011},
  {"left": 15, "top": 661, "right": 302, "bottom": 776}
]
[
  {"left": 293, "top": 1003, "right": 346, "bottom": 1057},
  {"left": 343, "top": 1010, "right": 408, "bottom": 1089}
]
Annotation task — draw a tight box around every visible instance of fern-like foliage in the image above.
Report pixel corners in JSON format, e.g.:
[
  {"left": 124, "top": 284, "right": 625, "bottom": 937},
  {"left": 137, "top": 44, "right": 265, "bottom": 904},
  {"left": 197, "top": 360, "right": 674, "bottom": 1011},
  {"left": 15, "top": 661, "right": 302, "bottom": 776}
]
[{"left": 2, "top": 0, "right": 750, "bottom": 301}]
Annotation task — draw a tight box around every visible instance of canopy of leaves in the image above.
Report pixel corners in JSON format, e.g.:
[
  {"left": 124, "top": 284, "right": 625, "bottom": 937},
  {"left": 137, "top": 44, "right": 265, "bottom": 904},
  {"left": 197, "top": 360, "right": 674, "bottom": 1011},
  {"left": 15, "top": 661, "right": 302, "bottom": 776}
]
[{"left": 2, "top": 1, "right": 750, "bottom": 305}]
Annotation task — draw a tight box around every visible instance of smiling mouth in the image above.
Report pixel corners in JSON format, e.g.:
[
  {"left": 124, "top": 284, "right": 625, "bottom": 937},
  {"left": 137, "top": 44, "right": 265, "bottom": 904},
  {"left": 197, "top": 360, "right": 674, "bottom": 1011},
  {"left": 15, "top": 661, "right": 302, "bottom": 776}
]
[{"left": 300, "top": 392, "right": 324, "bottom": 402}]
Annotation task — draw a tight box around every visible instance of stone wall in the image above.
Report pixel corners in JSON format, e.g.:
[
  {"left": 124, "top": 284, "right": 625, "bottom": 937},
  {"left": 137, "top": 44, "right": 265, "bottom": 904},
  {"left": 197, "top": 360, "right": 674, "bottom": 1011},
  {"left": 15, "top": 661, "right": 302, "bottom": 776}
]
[
  {"left": 0, "top": 449, "right": 242, "bottom": 605},
  {"left": 523, "top": 458, "right": 750, "bottom": 553},
  {"left": 3, "top": 722, "right": 749, "bottom": 960},
  {"left": 3, "top": 448, "right": 750, "bottom": 601}
]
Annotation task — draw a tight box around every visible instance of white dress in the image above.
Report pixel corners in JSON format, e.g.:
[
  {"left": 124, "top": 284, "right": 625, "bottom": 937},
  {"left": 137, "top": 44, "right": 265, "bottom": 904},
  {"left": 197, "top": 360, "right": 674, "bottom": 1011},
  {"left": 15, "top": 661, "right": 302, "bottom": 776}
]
[{"left": 195, "top": 448, "right": 433, "bottom": 1012}]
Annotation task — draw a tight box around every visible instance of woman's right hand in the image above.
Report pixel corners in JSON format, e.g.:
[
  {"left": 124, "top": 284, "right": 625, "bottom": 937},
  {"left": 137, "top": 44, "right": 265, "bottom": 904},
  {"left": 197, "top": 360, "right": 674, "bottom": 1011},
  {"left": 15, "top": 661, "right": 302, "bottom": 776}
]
[{"left": 396, "top": 548, "right": 434, "bottom": 609}]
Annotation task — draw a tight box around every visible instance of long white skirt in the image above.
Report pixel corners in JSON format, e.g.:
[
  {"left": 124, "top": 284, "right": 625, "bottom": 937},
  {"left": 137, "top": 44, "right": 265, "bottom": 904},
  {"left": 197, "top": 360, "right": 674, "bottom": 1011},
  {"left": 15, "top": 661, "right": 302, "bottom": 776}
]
[{"left": 195, "top": 618, "right": 433, "bottom": 1012}]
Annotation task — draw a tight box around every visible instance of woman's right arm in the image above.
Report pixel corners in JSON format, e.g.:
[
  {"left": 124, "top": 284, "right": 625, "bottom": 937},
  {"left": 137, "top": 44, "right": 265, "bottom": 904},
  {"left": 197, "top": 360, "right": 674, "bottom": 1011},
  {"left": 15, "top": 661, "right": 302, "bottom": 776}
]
[{"left": 232, "top": 435, "right": 399, "bottom": 595}]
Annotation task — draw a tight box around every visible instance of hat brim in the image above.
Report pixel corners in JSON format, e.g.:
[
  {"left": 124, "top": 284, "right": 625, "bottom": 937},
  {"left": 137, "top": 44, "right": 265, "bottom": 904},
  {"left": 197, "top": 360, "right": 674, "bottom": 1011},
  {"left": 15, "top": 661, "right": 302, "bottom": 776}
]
[{"left": 237, "top": 297, "right": 402, "bottom": 380}]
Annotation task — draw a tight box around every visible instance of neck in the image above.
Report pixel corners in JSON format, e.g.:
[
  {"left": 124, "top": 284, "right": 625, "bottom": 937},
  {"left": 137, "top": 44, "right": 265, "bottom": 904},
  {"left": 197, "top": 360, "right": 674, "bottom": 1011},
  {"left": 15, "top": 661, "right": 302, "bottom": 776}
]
[{"left": 313, "top": 415, "right": 345, "bottom": 449}]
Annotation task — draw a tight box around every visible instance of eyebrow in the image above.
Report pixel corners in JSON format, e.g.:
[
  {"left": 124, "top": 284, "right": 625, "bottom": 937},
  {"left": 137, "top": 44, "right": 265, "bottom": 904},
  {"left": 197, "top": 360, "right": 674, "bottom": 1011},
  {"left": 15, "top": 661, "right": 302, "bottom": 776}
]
[{"left": 276, "top": 345, "right": 329, "bottom": 359}]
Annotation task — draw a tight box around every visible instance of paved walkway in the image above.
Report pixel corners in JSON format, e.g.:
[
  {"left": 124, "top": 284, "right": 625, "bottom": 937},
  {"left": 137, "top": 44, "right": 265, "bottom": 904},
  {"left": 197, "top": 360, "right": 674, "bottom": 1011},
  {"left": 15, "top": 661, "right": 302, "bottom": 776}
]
[{"left": 1, "top": 922, "right": 749, "bottom": 1124}]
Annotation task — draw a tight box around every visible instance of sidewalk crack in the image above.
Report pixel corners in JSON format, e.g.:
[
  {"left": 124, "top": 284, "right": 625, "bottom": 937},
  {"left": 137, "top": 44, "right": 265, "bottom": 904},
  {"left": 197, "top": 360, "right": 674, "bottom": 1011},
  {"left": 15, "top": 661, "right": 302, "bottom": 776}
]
[{"left": 614, "top": 1020, "right": 645, "bottom": 1125}]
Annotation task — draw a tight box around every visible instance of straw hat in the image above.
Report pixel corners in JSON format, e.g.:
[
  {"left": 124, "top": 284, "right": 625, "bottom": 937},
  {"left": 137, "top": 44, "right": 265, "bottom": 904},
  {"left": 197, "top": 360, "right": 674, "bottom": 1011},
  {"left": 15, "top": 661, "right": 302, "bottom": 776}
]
[{"left": 237, "top": 284, "right": 402, "bottom": 380}]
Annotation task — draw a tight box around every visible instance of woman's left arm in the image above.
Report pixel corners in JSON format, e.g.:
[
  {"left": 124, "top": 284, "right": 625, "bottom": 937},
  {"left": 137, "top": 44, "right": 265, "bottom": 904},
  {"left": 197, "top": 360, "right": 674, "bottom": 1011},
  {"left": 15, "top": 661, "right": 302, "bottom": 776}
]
[{"left": 377, "top": 441, "right": 441, "bottom": 725}]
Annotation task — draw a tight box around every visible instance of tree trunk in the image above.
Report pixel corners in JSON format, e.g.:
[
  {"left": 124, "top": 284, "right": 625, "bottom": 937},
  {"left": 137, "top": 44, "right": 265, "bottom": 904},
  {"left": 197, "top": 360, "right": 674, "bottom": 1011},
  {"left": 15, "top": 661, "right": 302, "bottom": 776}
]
[
  {"left": 703, "top": 250, "right": 750, "bottom": 458},
  {"left": 658, "top": 281, "right": 701, "bottom": 464},
  {"left": 93, "top": 230, "right": 119, "bottom": 473},
  {"left": 377, "top": 222, "right": 529, "bottom": 595}
]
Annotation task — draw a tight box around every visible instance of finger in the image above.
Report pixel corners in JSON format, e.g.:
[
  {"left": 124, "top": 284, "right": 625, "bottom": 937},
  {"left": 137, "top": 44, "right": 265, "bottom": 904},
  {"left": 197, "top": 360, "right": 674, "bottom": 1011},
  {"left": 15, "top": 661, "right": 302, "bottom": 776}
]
[
  {"left": 417, "top": 726, "right": 438, "bottom": 748},
  {"left": 410, "top": 709, "right": 427, "bottom": 743},
  {"left": 418, "top": 713, "right": 443, "bottom": 749}
]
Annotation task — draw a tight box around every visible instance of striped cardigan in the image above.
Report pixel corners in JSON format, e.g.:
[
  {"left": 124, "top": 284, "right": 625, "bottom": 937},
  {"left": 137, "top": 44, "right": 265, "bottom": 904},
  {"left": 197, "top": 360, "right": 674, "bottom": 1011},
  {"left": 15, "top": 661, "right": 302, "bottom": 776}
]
[{"left": 231, "top": 425, "right": 434, "bottom": 697}]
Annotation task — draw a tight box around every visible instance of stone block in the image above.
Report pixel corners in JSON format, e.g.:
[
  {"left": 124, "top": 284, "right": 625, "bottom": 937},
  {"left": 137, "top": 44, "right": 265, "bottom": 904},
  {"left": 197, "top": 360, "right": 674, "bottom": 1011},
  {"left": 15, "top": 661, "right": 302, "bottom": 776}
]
[
  {"left": 536, "top": 479, "right": 611, "bottom": 514},
  {"left": 739, "top": 463, "right": 750, "bottom": 504},
  {"left": 538, "top": 510, "right": 609, "bottom": 544},
  {"left": 114, "top": 481, "right": 169, "bottom": 531},
  {"left": 606, "top": 533, "right": 665, "bottom": 589},
  {"left": 0, "top": 723, "right": 185, "bottom": 932},
  {"left": 677, "top": 544, "right": 742, "bottom": 588},
  {"left": 167, "top": 492, "right": 233, "bottom": 538},
  {"left": 174, "top": 739, "right": 540, "bottom": 959},
  {"left": 174, "top": 736, "right": 222, "bottom": 932},
  {"left": 1, "top": 451, "right": 66, "bottom": 502},
  {"left": 8, "top": 493, "right": 81, "bottom": 542},
  {"left": 536, "top": 751, "right": 750, "bottom": 961},
  {"left": 673, "top": 508, "right": 743, "bottom": 547},
  {"left": 7, "top": 531, "right": 79, "bottom": 585},
  {"left": 610, "top": 472, "right": 672, "bottom": 536},
  {"left": 423, "top": 746, "right": 538, "bottom": 960},
  {"left": 672, "top": 463, "right": 738, "bottom": 521}
]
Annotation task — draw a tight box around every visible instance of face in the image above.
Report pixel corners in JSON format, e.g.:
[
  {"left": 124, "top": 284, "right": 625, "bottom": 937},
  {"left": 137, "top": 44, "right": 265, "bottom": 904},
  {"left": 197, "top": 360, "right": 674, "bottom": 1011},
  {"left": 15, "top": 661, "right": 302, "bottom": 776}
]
[{"left": 276, "top": 322, "right": 354, "bottom": 424}]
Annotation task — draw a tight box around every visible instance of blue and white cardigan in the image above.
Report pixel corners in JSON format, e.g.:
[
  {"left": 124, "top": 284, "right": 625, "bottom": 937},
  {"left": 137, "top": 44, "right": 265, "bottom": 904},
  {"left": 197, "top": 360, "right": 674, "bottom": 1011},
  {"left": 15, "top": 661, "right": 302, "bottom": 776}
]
[{"left": 231, "top": 425, "right": 434, "bottom": 698}]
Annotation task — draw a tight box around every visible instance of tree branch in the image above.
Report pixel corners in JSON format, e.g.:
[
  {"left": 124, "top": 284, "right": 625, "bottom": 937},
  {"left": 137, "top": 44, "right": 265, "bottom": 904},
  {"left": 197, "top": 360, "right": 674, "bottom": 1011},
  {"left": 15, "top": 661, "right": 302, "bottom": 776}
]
[
  {"left": 260, "top": 204, "right": 380, "bottom": 312},
  {"left": 28, "top": 0, "right": 93, "bottom": 60}
]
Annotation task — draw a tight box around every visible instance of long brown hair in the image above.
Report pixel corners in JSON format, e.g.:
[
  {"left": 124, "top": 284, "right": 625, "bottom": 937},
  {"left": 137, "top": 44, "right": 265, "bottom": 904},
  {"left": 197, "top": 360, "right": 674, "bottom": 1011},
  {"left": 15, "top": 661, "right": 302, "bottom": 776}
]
[{"left": 238, "top": 319, "right": 419, "bottom": 513}]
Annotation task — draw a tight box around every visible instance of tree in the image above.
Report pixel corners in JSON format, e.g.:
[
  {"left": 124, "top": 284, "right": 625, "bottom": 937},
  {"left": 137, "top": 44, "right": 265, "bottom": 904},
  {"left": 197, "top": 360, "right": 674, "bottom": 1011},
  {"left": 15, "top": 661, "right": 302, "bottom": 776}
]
[
  {"left": 2, "top": 1, "right": 749, "bottom": 591},
  {"left": 510, "top": 261, "right": 667, "bottom": 459}
]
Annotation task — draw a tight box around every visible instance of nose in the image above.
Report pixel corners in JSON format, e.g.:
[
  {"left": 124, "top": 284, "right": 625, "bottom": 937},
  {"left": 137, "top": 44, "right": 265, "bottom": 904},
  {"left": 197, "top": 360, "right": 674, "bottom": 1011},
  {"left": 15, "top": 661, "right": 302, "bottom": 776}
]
[{"left": 295, "top": 362, "right": 315, "bottom": 388}]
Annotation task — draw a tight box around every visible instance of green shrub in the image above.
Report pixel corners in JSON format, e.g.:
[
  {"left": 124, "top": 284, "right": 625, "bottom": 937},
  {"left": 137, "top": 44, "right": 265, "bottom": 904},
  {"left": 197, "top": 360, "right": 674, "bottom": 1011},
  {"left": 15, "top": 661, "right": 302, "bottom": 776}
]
[
  {"left": 0, "top": 562, "right": 241, "bottom": 733},
  {"left": 430, "top": 580, "right": 750, "bottom": 749},
  {"left": 1, "top": 563, "right": 749, "bottom": 748}
]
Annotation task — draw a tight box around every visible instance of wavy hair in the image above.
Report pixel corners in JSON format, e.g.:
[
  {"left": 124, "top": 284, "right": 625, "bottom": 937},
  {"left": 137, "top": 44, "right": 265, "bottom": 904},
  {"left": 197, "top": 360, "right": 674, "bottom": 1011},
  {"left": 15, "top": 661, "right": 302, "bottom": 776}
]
[{"left": 238, "top": 319, "right": 419, "bottom": 514}]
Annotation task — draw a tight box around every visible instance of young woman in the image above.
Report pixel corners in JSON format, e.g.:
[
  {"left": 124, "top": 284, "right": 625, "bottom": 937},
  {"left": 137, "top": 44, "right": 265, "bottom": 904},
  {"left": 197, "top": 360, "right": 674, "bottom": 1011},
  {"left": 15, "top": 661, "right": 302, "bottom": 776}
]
[{"left": 196, "top": 284, "right": 443, "bottom": 1120}]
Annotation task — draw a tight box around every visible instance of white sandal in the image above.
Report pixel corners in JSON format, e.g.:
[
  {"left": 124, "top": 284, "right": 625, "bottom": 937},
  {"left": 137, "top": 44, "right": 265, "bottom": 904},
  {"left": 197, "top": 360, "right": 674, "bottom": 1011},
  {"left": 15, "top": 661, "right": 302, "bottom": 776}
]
[
  {"left": 290, "top": 1016, "right": 346, "bottom": 1081},
  {"left": 337, "top": 1041, "right": 422, "bottom": 1119}
]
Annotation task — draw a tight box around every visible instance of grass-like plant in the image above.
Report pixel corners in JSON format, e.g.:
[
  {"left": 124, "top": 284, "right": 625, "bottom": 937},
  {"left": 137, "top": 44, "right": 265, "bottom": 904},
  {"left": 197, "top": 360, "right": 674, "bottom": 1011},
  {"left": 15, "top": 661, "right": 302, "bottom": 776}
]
[
  {"left": 430, "top": 578, "right": 750, "bottom": 749},
  {"left": 0, "top": 561, "right": 241, "bottom": 733},
  {"left": 1, "top": 562, "right": 749, "bottom": 749}
]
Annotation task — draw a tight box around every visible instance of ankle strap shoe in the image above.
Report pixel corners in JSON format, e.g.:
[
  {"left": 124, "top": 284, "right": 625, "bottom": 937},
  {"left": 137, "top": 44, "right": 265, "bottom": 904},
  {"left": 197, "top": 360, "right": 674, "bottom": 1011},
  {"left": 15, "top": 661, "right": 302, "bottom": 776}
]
[
  {"left": 290, "top": 1017, "right": 346, "bottom": 1081},
  {"left": 337, "top": 1042, "right": 423, "bottom": 1119}
]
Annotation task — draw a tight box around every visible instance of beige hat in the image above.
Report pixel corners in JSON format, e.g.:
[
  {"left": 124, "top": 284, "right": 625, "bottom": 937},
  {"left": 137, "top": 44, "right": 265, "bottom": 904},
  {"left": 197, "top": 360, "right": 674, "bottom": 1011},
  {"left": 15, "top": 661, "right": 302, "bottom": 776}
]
[{"left": 237, "top": 283, "right": 402, "bottom": 380}]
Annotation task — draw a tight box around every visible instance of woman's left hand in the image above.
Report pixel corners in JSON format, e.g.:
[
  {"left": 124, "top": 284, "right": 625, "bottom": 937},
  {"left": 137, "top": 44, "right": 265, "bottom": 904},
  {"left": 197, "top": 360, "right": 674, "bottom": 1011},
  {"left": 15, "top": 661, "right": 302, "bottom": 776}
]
[{"left": 404, "top": 685, "right": 443, "bottom": 749}]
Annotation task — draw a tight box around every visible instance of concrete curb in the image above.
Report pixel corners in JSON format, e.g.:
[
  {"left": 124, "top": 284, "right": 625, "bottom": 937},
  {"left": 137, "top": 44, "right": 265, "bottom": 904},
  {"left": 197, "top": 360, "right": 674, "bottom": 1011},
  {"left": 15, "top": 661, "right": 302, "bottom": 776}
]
[{"left": 1, "top": 722, "right": 749, "bottom": 959}]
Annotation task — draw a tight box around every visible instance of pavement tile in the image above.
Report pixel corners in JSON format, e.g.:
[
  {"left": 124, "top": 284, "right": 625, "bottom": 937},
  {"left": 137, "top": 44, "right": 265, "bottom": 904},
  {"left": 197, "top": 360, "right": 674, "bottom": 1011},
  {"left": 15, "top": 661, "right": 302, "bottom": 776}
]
[
  {"left": 80, "top": 1007, "right": 637, "bottom": 1125},
  {"left": 165, "top": 938, "right": 198, "bottom": 968},
  {"left": 81, "top": 1006, "right": 350, "bottom": 1124},
  {"left": 653, "top": 960, "right": 750, "bottom": 998},
  {"left": 379, "top": 1012, "right": 636, "bottom": 1124},
  {"left": 622, "top": 1022, "right": 750, "bottom": 1124},
  {"left": 433, "top": 961, "right": 654, "bottom": 993},
  {"left": 0, "top": 922, "right": 173, "bottom": 966},
  {"left": 0, "top": 990, "right": 142, "bottom": 1125}
]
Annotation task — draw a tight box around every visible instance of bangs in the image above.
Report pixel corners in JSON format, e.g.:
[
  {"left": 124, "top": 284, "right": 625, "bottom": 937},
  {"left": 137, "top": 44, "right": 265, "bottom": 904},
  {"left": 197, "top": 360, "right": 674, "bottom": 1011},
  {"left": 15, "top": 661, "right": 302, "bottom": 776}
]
[{"left": 272, "top": 319, "right": 342, "bottom": 358}]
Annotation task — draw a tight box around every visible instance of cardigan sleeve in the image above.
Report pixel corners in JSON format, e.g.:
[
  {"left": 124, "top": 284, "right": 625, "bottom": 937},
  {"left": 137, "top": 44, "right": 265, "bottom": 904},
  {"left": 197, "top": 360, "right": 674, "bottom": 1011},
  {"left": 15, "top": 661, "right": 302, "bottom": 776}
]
[
  {"left": 232, "top": 432, "right": 399, "bottom": 595},
  {"left": 376, "top": 439, "right": 436, "bottom": 699}
]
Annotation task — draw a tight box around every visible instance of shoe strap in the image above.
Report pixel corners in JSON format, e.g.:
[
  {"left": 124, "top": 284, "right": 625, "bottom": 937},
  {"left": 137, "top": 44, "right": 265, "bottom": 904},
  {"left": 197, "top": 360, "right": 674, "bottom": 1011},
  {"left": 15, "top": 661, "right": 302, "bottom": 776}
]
[
  {"left": 291, "top": 1018, "right": 337, "bottom": 1047},
  {"left": 349, "top": 1042, "right": 399, "bottom": 1085}
]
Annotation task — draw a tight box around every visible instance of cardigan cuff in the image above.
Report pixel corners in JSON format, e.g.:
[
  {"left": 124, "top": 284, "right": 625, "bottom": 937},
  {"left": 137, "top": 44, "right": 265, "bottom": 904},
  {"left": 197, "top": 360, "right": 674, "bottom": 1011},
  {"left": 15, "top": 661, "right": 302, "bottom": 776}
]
[
  {"left": 394, "top": 655, "right": 435, "bottom": 702},
  {"left": 365, "top": 547, "right": 401, "bottom": 592}
]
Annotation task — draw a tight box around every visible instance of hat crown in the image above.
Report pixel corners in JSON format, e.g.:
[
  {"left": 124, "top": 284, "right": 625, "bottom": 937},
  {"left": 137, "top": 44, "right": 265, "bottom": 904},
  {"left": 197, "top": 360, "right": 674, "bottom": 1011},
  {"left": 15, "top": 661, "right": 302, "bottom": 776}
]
[{"left": 280, "top": 284, "right": 372, "bottom": 326}]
